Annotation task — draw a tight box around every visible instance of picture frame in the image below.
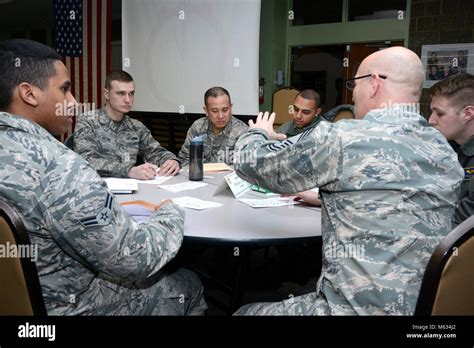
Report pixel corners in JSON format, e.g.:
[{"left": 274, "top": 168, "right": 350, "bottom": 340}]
[{"left": 421, "top": 43, "right": 474, "bottom": 88}]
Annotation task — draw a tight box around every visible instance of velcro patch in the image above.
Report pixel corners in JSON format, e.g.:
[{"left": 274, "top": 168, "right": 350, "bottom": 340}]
[
  {"left": 464, "top": 167, "right": 474, "bottom": 180},
  {"left": 80, "top": 193, "right": 113, "bottom": 227}
]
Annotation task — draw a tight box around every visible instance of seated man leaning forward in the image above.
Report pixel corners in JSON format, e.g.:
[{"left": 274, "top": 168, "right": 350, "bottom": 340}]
[
  {"left": 178, "top": 86, "right": 248, "bottom": 165},
  {"left": 428, "top": 72, "right": 474, "bottom": 226},
  {"left": 277, "top": 89, "right": 323, "bottom": 137},
  {"left": 233, "top": 47, "right": 463, "bottom": 315},
  {"left": 0, "top": 39, "right": 206, "bottom": 315},
  {"left": 74, "top": 70, "right": 180, "bottom": 179}
]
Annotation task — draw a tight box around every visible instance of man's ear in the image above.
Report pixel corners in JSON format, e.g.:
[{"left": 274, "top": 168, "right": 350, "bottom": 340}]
[
  {"left": 315, "top": 107, "right": 322, "bottom": 116},
  {"left": 17, "top": 83, "right": 40, "bottom": 107},
  {"left": 369, "top": 74, "right": 381, "bottom": 98},
  {"left": 203, "top": 105, "right": 208, "bottom": 116},
  {"left": 462, "top": 105, "right": 474, "bottom": 123},
  {"left": 104, "top": 88, "right": 109, "bottom": 101}
]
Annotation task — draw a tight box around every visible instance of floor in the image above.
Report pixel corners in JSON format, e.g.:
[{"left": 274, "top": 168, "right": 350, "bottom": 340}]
[{"left": 173, "top": 241, "right": 323, "bottom": 315}]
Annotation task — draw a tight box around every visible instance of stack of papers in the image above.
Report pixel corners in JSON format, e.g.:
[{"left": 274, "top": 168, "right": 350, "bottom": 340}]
[{"left": 104, "top": 178, "right": 139, "bottom": 194}]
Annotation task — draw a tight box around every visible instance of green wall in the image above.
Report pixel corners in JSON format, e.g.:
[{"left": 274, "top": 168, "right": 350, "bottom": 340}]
[
  {"left": 259, "top": 0, "right": 289, "bottom": 112},
  {"left": 258, "top": 0, "right": 411, "bottom": 112}
]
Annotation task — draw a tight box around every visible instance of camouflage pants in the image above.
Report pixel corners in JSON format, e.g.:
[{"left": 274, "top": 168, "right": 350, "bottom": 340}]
[
  {"left": 234, "top": 291, "right": 330, "bottom": 316},
  {"left": 50, "top": 268, "right": 207, "bottom": 315}
]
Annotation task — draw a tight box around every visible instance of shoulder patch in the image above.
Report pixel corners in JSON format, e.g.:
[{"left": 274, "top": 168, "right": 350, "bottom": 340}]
[
  {"left": 80, "top": 193, "right": 113, "bottom": 227},
  {"left": 266, "top": 128, "right": 313, "bottom": 152},
  {"left": 465, "top": 167, "right": 474, "bottom": 180}
]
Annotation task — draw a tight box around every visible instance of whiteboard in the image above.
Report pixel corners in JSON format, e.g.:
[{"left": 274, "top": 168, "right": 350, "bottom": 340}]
[{"left": 122, "top": 0, "right": 261, "bottom": 115}]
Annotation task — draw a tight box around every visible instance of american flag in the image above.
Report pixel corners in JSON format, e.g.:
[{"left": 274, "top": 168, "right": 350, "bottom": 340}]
[{"left": 53, "top": 0, "right": 111, "bottom": 142}]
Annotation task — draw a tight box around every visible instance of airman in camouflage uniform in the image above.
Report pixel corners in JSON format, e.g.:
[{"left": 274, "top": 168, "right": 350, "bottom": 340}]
[
  {"left": 233, "top": 47, "right": 464, "bottom": 315},
  {"left": 428, "top": 73, "right": 474, "bottom": 226},
  {"left": 178, "top": 116, "right": 248, "bottom": 165},
  {"left": 276, "top": 89, "right": 323, "bottom": 138},
  {"left": 0, "top": 39, "right": 206, "bottom": 315},
  {"left": 74, "top": 70, "right": 180, "bottom": 179},
  {"left": 178, "top": 87, "right": 248, "bottom": 165}
]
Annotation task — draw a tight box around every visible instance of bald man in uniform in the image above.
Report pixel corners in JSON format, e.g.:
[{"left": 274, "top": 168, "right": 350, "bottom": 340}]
[{"left": 233, "top": 47, "right": 463, "bottom": 315}]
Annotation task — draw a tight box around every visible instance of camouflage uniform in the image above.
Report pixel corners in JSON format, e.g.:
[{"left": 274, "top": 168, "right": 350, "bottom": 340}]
[
  {"left": 74, "top": 108, "right": 179, "bottom": 177},
  {"left": 452, "top": 135, "right": 474, "bottom": 226},
  {"left": 0, "top": 112, "right": 207, "bottom": 315},
  {"left": 277, "top": 114, "right": 322, "bottom": 138},
  {"left": 233, "top": 105, "right": 463, "bottom": 315},
  {"left": 320, "top": 104, "right": 355, "bottom": 122},
  {"left": 178, "top": 116, "right": 248, "bottom": 166}
]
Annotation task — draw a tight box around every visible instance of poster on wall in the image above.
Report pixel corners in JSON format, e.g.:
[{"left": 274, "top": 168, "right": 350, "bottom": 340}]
[{"left": 421, "top": 43, "right": 474, "bottom": 88}]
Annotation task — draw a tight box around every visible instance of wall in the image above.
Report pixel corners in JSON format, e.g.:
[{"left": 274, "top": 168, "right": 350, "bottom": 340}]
[
  {"left": 258, "top": 0, "right": 289, "bottom": 112},
  {"left": 409, "top": 0, "right": 474, "bottom": 116},
  {"left": 0, "top": 0, "right": 53, "bottom": 44},
  {"left": 292, "top": 51, "right": 343, "bottom": 108}
]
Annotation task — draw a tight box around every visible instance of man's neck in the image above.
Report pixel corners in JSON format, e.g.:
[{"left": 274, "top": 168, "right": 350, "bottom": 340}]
[
  {"left": 105, "top": 104, "right": 124, "bottom": 122},
  {"left": 5, "top": 105, "right": 40, "bottom": 126},
  {"left": 212, "top": 126, "right": 223, "bottom": 135},
  {"left": 455, "top": 131, "right": 474, "bottom": 146}
]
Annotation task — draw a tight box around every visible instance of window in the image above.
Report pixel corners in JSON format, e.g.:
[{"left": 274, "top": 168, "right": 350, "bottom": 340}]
[
  {"left": 292, "top": 0, "right": 343, "bottom": 26},
  {"left": 348, "top": 0, "right": 407, "bottom": 21}
]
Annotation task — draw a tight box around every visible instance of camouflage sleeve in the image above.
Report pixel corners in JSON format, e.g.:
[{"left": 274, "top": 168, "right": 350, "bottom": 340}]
[
  {"left": 178, "top": 122, "right": 200, "bottom": 166},
  {"left": 41, "top": 155, "right": 185, "bottom": 282},
  {"left": 275, "top": 121, "right": 290, "bottom": 136},
  {"left": 74, "top": 119, "right": 132, "bottom": 177},
  {"left": 233, "top": 123, "right": 341, "bottom": 193},
  {"left": 276, "top": 123, "right": 284, "bottom": 134},
  {"left": 454, "top": 179, "right": 474, "bottom": 226},
  {"left": 137, "top": 123, "right": 180, "bottom": 167}
]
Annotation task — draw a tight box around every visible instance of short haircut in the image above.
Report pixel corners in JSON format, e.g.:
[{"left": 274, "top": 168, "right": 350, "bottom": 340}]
[
  {"left": 105, "top": 70, "right": 134, "bottom": 90},
  {"left": 204, "top": 86, "right": 231, "bottom": 106},
  {"left": 0, "top": 39, "right": 61, "bottom": 110},
  {"left": 296, "top": 89, "right": 321, "bottom": 108},
  {"left": 429, "top": 73, "right": 474, "bottom": 108}
]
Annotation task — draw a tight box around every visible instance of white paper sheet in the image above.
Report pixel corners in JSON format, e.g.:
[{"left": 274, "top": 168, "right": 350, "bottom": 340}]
[
  {"left": 137, "top": 175, "right": 173, "bottom": 185},
  {"left": 158, "top": 181, "right": 208, "bottom": 192},
  {"left": 171, "top": 196, "right": 222, "bottom": 210}
]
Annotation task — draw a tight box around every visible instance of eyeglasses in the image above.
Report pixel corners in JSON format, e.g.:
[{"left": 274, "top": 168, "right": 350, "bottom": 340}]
[{"left": 345, "top": 74, "right": 387, "bottom": 91}]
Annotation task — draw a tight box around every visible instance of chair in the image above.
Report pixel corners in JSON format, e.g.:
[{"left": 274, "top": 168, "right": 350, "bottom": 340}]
[
  {"left": 64, "top": 134, "right": 74, "bottom": 150},
  {"left": 271, "top": 87, "right": 299, "bottom": 128},
  {"left": 415, "top": 215, "right": 474, "bottom": 315},
  {"left": 322, "top": 104, "right": 355, "bottom": 123},
  {"left": 0, "top": 200, "right": 47, "bottom": 315}
]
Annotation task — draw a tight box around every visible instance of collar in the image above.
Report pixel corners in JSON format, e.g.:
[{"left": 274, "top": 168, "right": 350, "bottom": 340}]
[
  {"left": 0, "top": 112, "right": 54, "bottom": 139},
  {"left": 460, "top": 135, "right": 474, "bottom": 157},
  {"left": 363, "top": 104, "right": 426, "bottom": 125},
  {"left": 292, "top": 115, "right": 321, "bottom": 132},
  {"left": 97, "top": 107, "right": 133, "bottom": 131},
  {"left": 206, "top": 116, "right": 234, "bottom": 136}
]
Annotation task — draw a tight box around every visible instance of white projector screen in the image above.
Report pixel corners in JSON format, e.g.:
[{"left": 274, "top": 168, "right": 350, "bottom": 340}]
[{"left": 122, "top": 0, "right": 261, "bottom": 115}]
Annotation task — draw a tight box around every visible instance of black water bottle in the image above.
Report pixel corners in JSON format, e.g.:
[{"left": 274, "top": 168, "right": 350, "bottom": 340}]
[{"left": 189, "top": 136, "right": 203, "bottom": 181}]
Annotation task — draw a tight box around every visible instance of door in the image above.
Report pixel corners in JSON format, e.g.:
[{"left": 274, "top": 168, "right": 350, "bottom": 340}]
[{"left": 342, "top": 41, "right": 404, "bottom": 104}]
